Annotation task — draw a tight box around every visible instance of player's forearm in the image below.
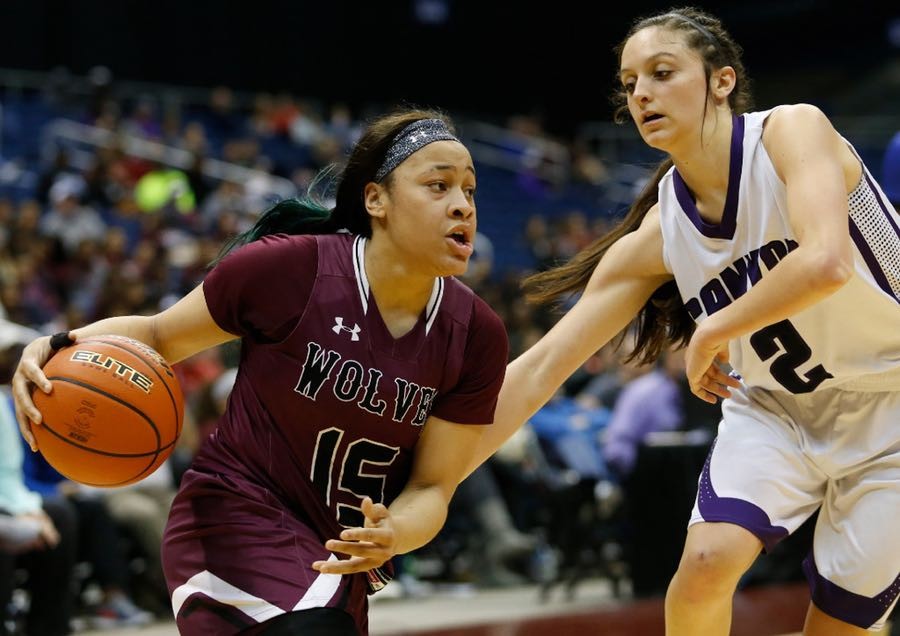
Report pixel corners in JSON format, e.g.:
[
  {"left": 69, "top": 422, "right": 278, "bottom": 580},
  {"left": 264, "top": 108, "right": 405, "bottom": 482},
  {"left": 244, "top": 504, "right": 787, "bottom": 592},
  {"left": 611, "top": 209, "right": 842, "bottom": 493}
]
[
  {"left": 70, "top": 316, "right": 158, "bottom": 349},
  {"left": 387, "top": 484, "right": 450, "bottom": 555},
  {"left": 462, "top": 356, "right": 546, "bottom": 479},
  {"left": 699, "top": 247, "right": 851, "bottom": 346}
]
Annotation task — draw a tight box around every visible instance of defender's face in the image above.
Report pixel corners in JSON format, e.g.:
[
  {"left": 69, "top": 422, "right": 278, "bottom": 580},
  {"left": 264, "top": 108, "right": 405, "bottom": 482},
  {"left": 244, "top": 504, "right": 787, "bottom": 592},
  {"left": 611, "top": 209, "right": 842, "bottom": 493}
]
[
  {"left": 379, "top": 140, "right": 477, "bottom": 278},
  {"left": 619, "top": 27, "right": 710, "bottom": 152}
]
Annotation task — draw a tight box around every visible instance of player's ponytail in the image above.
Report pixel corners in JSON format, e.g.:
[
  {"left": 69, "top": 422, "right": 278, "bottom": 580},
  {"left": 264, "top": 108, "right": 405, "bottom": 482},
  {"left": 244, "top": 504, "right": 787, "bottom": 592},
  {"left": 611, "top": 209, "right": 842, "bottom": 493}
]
[
  {"left": 215, "top": 107, "right": 455, "bottom": 265},
  {"left": 213, "top": 168, "right": 345, "bottom": 263},
  {"left": 524, "top": 158, "right": 694, "bottom": 365}
]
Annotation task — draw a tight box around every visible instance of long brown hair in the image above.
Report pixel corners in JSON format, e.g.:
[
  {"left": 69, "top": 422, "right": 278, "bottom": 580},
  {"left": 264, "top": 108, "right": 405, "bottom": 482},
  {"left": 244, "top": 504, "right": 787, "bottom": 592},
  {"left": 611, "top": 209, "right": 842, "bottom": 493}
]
[{"left": 525, "top": 7, "right": 753, "bottom": 365}]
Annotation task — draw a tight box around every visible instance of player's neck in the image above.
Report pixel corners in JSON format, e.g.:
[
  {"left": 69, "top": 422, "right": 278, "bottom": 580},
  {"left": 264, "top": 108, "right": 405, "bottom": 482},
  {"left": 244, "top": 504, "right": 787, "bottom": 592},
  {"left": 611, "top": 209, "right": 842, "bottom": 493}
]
[
  {"left": 364, "top": 239, "right": 435, "bottom": 317},
  {"left": 670, "top": 115, "right": 733, "bottom": 223}
]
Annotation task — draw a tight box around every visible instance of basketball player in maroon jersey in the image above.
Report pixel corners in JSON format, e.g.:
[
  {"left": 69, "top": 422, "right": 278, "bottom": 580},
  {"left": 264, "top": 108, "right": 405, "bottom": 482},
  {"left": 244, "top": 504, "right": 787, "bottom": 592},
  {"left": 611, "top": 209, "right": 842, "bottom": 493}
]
[{"left": 12, "top": 110, "right": 508, "bottom": 635}]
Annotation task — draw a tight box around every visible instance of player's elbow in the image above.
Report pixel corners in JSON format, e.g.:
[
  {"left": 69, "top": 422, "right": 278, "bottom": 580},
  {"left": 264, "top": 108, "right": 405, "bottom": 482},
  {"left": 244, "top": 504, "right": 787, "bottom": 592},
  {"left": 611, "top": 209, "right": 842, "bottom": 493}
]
[{"left": 810, "top": 250, "right": 853, "bottom": 291}]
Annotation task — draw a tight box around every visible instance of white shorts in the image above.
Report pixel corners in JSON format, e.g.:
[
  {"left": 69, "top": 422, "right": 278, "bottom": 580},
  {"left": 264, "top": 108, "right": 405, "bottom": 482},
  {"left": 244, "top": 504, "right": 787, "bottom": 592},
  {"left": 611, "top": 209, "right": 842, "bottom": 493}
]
[{"left": 689, "top": 384, "right": 900, "bottom": 630}]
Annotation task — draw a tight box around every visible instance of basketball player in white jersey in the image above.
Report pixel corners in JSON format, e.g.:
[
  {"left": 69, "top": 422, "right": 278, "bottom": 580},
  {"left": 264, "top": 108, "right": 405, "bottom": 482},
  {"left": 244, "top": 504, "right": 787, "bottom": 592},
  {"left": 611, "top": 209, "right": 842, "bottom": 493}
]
[{"left": 464, "top": 7, "right": 900, "bottom": 635}]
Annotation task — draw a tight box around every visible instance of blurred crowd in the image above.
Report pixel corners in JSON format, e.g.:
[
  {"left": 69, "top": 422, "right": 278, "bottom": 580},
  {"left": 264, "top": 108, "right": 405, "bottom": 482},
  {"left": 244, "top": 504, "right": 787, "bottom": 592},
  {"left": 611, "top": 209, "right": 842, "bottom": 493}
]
[{"left": 2, "top": 78, "right": 897, "bottom": 634}]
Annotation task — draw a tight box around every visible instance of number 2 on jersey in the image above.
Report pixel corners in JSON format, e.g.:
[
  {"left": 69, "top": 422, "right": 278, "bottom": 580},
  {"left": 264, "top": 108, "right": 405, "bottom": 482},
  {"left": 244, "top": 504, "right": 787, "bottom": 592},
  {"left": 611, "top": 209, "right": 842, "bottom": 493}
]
[
  {"left": 749, "top": 319, "right": 833, "bottom": 393},
  {"left": 311, "top": 427, "right": 400, "bottom": 527}
]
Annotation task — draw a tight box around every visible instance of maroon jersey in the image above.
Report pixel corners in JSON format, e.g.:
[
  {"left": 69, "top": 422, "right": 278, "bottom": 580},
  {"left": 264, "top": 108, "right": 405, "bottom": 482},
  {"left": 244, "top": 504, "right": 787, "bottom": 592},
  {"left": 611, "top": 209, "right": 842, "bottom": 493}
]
[{"left": 163, "top": 233, "right": 507, "bottom": 634}]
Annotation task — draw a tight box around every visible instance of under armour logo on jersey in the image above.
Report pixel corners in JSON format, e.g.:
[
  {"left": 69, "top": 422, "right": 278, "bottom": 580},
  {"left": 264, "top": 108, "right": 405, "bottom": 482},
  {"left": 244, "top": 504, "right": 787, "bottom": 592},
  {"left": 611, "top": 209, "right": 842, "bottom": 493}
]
[{"left": 332, "top": 317, "right": 361, "bottom": 341}]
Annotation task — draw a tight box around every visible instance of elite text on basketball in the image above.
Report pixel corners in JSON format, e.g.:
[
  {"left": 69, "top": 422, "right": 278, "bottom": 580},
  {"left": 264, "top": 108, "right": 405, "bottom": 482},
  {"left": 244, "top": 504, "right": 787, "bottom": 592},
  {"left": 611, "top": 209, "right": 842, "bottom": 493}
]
[{"left": 70, "top": 350, "right": 155, "bottom": 393}]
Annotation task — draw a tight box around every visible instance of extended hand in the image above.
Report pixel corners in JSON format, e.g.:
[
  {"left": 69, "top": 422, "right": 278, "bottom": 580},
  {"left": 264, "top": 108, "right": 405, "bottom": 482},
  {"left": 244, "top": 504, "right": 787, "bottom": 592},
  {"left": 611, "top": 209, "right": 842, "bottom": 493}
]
[
  {"left": 312, "top": 497, "right": 396, "bottom": 575},
  {"left": 11, "top": 332, "right": 74, "bottom": 451},
  {"left": 685, "top": 331, "right": 741, "bottom": 404}
]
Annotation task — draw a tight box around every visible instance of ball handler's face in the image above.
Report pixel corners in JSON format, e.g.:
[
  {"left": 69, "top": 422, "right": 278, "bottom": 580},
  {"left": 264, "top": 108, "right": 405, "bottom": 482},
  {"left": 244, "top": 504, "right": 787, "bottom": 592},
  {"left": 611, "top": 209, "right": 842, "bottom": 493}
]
[
  {"left": 619, "top": 27, "right": 710, "bottom": 153},
  {"left": 371, "top": 141, "right": 477, "bottom": 278}
]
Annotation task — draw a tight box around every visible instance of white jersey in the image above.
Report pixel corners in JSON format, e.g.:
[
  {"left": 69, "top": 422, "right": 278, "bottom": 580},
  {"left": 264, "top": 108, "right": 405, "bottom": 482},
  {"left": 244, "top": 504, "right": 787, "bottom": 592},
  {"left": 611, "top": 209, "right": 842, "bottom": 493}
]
[{"left": 659, "top": 108, "right": 900, "bottom": 393}]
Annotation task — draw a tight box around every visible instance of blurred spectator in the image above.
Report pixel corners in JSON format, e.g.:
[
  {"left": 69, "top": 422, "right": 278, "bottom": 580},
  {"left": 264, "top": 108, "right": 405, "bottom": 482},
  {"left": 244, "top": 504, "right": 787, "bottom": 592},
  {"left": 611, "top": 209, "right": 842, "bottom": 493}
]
[
  {"left": 0, "top": 392, "right": 78, "bottom": 636},
  {"left": 554, "top": 211, "right": 593, "bottom": 261},
  {"left": 40, "top": 176, "right": 107, "bottom": 256},
  {"left": 325, "top": 103, "right": 361, "bottom": 151},
  {"left": 122, "top": 96, "right": 162, "bottom": 140},
  {"left": 22, "top": 450, "right": 154, "bottom": 628},
  {"left": 0, "top": 324, "right": 77, "bottom": 636},
  {"left": 452, "top": 465, "right": 537, "bottom": 587},
  {"left": 35, "top": 149, "right": 77, "bottom": 207},
  {"left": 882, "top": 130, "right": 900, "bottom": 206},
  {"left": 184, "top": 154, "right": 214, "bottom": 208},
  {"left": 0, "top": 302, "right": 40, "bottom": 349},
  {"left": 571, "top": 139, "right": 610, "bottom": 187},
  {"left": 602, "top": 347, "right": 688, "bottom": 480},
  {"left": 8, "top": 200, "right": 45, "bottom": 260},
  {"left": 529, "top": 389, "right": 611, "bottom": 481},
  {"left": 575, "top": 341, "right": 649, "bottom": 409},
  {"left": 288, "top": 101, "right": 325, "bottom": 148},
  {"left": 459, "top": 231, "right": 494, "bottom": 289},
  {"left": 200, "top": 86, "right": 243, "bottom": 143},
  {"left": 101, "top": 461, "right": 177, "bottom": 615},
  {"left": 524, "top": 214, "right": 556, "bottom": 271},
  {"left": 0, "top": 199, "right": 12, "bottom": 254}
]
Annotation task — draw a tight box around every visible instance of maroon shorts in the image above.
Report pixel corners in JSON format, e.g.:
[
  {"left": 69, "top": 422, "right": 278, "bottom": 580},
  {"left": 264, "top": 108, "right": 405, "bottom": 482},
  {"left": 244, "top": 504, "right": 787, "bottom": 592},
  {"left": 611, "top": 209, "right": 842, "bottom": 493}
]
[{"left": 162, "top": 469, "right": 368, "bottom": 635}]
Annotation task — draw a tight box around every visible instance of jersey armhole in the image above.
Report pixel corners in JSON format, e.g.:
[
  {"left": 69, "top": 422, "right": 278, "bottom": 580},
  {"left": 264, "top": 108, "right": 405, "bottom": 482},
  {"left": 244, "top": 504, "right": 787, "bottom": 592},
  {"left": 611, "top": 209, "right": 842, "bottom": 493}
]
[
  {"left": 653, "top": 189, "right": 675, "bottom": 275},
  {"left": 757, "top": 108, "right": 789, "bottom": 197}
]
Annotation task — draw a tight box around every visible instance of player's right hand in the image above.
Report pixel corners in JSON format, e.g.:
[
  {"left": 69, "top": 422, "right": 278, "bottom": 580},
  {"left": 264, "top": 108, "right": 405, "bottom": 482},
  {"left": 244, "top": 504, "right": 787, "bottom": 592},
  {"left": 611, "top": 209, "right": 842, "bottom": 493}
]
[{"left": 12, "top": 334, "right": 59, "bottom": 451}]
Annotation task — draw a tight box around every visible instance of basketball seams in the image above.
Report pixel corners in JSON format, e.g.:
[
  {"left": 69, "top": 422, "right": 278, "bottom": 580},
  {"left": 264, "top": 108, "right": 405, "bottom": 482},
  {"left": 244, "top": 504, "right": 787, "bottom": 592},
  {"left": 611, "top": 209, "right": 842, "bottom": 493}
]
[
  {"left": 35, "top": 335, "right": 183, "bottom": 487},
  {"left": 39, "top": 374, "right": 171, "bottom": 486},
  {"left": 46, "top": 375, "right": 162, "bottom": 449},
  {"left": 36, "top": 420, "right": 170, "bottom": 488},
  {"left": 78, "top": 336, "right": 183, "bottom": 440},
  {"left": 37, "top": 415, "right": 177, "bottom": 458}
]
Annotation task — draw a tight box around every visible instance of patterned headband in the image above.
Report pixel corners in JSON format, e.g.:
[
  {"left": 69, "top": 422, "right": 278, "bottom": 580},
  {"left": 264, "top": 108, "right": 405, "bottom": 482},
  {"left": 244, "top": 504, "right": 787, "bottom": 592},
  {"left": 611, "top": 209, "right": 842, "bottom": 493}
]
[{"left": 374, "top": 118, "right": 460, "bottom": 182}]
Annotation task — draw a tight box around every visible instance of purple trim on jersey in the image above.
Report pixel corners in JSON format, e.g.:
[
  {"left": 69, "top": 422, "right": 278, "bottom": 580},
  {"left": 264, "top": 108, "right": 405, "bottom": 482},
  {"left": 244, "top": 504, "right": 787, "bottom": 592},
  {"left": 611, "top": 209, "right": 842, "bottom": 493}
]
[
  {"left": 803, "top": 553, "right": 900, "bottom": 629},
  {"left": 696, "top": 440, "right": 788, "bottom": 552},
  {"left": 849, "top": 219, "right": 900, "bottom": 304},
  {"left": 863, "top": 169, "right": 900, "bottom": 240},
  {"left": 673, "top": 114, "right": 745, "bottom": 240}
]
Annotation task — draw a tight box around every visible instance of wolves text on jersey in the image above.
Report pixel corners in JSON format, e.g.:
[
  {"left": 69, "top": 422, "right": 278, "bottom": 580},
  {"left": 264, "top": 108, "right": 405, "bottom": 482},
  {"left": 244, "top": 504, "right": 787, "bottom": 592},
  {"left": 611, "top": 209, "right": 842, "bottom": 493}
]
[
  {"left": 685, "top": 237, "right": 798, "bottom": 321},
  {"left": 293, "top": 341, "right": 438, "bottom": 426}
]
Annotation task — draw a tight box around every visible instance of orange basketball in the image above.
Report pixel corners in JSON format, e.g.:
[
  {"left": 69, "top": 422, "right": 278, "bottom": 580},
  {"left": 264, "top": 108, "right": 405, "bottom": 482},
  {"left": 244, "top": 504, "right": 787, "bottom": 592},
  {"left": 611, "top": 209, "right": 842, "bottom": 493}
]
[{"left": 31, "top": 334, "right": 184, "bottom": 487}]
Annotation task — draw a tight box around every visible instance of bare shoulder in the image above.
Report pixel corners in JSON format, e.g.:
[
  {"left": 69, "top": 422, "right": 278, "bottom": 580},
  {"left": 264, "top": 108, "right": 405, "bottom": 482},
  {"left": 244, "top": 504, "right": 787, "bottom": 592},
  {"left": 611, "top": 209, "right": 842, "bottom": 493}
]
[
  {"left": 762, "top": 104, "right": 856, "bottom": 185},
  {"left": 765, "top": 103, "right": 832, "bottom": 130},
  {"left": 763, "top": 104, "right": 837, "bottom": 153}
]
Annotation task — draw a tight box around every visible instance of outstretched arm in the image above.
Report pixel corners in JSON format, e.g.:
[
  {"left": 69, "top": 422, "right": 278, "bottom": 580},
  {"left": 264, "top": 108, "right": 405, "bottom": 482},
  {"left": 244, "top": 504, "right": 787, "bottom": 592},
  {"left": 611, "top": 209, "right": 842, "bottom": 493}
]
[
  {"left": 13, "top": 284, "right": 235, "bottom": 449},
  {"left": 313, "top": 415, "right": 483, "bottom": 574},
  {"left": 464, "top": 208, "right": 673, "bottom": 478}
]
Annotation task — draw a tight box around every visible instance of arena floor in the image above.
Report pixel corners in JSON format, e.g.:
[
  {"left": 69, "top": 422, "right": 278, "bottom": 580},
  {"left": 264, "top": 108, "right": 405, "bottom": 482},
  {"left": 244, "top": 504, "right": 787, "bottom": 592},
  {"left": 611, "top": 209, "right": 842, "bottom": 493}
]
[{"left": 74, "top": 578, "right": 851, "bottom": 636}]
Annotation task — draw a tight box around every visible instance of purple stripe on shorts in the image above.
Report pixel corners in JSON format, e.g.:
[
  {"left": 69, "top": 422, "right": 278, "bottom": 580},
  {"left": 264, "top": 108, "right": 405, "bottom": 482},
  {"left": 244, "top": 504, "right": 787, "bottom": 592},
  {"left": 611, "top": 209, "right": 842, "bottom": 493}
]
[
  {"left": 803, "top": 553, "right": 900, "bottom": 629},
  {"left": 696, "top": 441, "right": 788, "bottom": 552},
  {"left": 848, "top": 219, "right": 899, "bottom": 304}
]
